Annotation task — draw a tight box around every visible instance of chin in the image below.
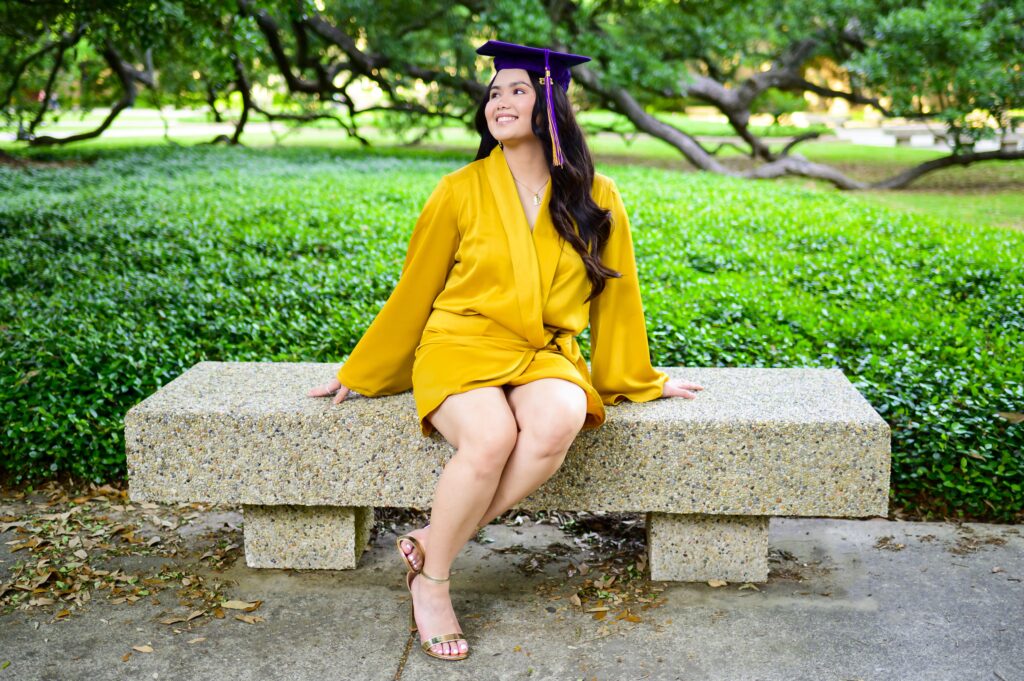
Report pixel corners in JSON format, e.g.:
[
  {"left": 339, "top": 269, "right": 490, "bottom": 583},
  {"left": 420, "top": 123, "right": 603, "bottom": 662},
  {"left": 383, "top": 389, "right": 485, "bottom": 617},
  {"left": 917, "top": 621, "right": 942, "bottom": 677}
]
[{"left": 494, "top": 130, "right": 526, "bottom": 144}]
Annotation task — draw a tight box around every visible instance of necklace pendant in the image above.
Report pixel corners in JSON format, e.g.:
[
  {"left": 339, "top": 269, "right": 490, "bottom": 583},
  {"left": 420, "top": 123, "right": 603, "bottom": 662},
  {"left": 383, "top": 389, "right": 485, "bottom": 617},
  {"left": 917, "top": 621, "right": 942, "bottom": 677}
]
[{"left": 533, "top": 194, "right": 541, "bottom": 206}]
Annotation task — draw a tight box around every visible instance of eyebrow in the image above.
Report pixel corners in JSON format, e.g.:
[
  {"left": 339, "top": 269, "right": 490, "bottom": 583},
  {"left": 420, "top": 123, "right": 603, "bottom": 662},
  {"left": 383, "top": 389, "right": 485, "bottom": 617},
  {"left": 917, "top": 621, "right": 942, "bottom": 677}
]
[{"left": 490, "top": 81, "right": 531, "bottom": 90}]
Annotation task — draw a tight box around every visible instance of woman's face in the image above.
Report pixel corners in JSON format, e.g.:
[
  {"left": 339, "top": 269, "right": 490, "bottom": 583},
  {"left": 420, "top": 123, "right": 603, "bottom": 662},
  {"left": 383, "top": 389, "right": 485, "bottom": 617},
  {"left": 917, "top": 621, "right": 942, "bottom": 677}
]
[{"left": 484, "top": 68, "right": 537, "bottom": 145}]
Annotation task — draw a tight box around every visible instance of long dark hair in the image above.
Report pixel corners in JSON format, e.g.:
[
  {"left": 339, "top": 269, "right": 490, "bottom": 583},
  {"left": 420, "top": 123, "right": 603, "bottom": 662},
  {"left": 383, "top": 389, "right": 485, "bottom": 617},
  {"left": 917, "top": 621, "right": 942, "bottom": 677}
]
[{"left": 473, "top": 71, "right": 619, "bottom": 303}]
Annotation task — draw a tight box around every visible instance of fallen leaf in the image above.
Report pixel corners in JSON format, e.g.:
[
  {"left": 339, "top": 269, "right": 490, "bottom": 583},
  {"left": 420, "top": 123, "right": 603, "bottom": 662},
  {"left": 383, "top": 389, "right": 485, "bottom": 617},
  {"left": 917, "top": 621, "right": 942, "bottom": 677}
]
[
  {"left": 73, "top": 549, "right": 88, "bottom": 560},
  {"left": 132, "top": 645, "right": 153, "bottom": 653},
  {"left": 121, "top": 653, "right": 131, "bottom": 662},
  {"left": 707, "top": 579, "right": 728, "bottom": 588},
  {"left": 234, "top": 614, "right": 264, "bottom": 624},
  {"left": 222, "top": 599, "right": 261, "bottom": 612},
  {"left": 187, "top": 637, "right": 206, "bottom": 644},
  {"left": 739, "top": 583, "right": 760, "bottom": 591}
]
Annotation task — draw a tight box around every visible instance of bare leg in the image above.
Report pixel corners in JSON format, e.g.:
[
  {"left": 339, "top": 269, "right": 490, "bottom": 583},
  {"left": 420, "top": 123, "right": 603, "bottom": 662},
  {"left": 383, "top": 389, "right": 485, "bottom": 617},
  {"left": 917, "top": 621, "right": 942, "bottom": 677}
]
[
  {"left": 399, "top": 378, "right": 588, "bottom": 567},
  {"left": 408, "top": 386, "right": 518, "bottom": 658},
  {"left": 475, "top": 378, "right": 587, "bottom": 528}
]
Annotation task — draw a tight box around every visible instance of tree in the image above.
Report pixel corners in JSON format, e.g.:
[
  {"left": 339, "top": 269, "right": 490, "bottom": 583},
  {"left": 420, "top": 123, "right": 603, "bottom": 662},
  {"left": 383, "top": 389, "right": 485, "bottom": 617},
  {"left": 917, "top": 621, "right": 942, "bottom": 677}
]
[{"left": 3, "top": 0, "right": 1021, "bottom": 189}]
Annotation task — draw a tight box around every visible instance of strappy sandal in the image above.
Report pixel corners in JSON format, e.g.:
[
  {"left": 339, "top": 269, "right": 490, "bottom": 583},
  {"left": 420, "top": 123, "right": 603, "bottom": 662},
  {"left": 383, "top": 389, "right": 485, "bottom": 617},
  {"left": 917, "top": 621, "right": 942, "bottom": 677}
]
[
  {"left": 405, "top": 569, "right": 469, "bottom": 661},
  {"left": 395, "top": 533, "right": 426, "bottom": 573}
]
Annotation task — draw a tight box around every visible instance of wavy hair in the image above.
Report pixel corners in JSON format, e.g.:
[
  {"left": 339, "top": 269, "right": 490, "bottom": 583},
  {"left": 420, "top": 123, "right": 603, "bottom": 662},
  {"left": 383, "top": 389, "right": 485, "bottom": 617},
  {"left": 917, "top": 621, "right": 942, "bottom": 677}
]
[{"left": 473, "top": 71, "right": 619, "bottom": 302}]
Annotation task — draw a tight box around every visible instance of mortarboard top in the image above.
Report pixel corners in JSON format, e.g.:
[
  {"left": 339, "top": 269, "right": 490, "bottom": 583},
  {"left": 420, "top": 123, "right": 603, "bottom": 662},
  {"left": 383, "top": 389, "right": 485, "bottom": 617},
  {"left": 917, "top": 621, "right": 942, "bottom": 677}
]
[
  {"left": 476, "top": 40, "right": 591, "bottom": 92},
  {"left": 476, "top": 39, "right": 592, "bottom": 166}
]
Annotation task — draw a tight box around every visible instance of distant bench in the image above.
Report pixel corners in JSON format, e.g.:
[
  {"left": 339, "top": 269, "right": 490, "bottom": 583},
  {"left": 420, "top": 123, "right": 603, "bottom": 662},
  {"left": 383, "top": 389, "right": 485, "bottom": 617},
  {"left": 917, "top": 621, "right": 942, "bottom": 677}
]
[
  {"left": 124, "top": 362, "right": 891, "bottom": 582},
  {"left": 881, "top": 125, "right": 1022, "bottom": 150}
]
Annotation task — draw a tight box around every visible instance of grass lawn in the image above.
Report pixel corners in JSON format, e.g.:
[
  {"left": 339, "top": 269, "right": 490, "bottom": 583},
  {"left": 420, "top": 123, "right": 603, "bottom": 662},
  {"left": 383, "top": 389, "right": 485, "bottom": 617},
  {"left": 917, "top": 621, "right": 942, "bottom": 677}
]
[{"left": 6, "top": 109, "right": 1022, "bottom": 230}]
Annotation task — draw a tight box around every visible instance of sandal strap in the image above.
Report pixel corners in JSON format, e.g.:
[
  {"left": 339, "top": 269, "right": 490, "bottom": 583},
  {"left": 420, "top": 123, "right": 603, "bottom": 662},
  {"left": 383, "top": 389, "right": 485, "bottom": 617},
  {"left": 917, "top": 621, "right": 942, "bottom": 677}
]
[
  {"left": 422, "top": 632, "right": 465, "bottom": 647},
  {"left": 419, "top": 569, "right": 450, "bottom": 583}
]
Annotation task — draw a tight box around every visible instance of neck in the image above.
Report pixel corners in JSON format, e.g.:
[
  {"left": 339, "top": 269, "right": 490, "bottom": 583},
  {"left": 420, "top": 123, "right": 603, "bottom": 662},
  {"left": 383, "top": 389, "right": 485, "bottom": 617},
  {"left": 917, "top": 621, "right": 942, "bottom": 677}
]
[{"left": 501, "top": 137, "right": 550, "bottom": 189}]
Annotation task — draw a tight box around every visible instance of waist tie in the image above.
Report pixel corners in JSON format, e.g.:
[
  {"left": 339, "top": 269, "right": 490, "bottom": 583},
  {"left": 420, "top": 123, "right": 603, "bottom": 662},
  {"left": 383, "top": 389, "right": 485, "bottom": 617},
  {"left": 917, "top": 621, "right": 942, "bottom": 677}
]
[{"left": 542, "top": 328, "right": 581, "bottom": 363}]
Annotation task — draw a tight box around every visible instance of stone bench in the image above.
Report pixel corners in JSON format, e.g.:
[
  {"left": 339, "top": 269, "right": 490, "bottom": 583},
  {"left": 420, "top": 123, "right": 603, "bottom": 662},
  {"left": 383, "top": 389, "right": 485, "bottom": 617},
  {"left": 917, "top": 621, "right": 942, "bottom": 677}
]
[{"left": 124, "top": 361, "right": 891, "bottom": 582}]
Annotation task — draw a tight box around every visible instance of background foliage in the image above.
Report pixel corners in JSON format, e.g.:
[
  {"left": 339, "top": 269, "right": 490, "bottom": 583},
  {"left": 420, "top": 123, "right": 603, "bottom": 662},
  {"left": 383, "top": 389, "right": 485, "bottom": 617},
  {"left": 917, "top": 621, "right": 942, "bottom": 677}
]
[{"left": 1, "top": 144, "right": 1021, "bottom": 521}]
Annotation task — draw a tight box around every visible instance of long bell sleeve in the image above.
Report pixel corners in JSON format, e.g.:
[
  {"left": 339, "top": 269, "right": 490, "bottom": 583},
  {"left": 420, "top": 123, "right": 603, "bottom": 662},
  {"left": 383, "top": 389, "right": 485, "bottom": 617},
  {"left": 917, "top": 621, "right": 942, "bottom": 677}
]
[
  {"left": 588, "top": 180, "right": 670, "bottom": 404},
  {"left": 337, "top": 176, "right": 460, "bottom": 396}
]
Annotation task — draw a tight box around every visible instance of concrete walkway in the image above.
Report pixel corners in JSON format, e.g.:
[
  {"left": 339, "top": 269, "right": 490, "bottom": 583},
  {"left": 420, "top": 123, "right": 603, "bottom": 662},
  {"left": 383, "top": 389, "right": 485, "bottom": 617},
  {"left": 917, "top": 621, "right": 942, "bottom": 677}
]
[{"left": 1, "top": 504, "right": 1021, "bottom": 681}]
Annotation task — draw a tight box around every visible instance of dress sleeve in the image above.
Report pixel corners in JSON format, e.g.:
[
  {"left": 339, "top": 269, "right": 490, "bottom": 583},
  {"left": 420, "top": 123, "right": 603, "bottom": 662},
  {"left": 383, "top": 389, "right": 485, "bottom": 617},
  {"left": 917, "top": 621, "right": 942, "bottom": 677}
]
[
  {"left": 588, "top": 179, "right": 670, "bottom": 405},
  {"left": 337, "top": 176, "right": 460, "bottom": 396}
]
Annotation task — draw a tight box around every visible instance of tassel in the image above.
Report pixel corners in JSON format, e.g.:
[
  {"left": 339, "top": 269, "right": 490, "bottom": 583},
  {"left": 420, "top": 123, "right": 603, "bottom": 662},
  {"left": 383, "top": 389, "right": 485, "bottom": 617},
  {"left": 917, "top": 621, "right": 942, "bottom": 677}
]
[{"left": 544, "top": 49, "right": 564, "bottom": 167}]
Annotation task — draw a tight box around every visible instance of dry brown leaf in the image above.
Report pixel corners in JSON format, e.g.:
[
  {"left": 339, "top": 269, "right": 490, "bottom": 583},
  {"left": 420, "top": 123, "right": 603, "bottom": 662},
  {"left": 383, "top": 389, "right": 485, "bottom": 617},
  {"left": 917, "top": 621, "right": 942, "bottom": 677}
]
[
  {"left": 121, "top": 653, "right": 131, "bottom": 662},
  {"left": 234, "top": 614, "right": 264, "bottom": 624},
  {"left": 569, "top": 593, "right": 582, "bottom": 607},
  {"left": 707, "top": 579, "right": 728, "bottom": 588},
  {"left": 222, "top": 599, "right": 261, "bottom": 612},
  {"left": 132, "top": 645, "right": 153, "bottom": 653},
  {"left": 160, "top": 615, "right": 188, "bottom": 626},
  {"left": 187, "top": 637, "right": 206, "bottom": 645}
]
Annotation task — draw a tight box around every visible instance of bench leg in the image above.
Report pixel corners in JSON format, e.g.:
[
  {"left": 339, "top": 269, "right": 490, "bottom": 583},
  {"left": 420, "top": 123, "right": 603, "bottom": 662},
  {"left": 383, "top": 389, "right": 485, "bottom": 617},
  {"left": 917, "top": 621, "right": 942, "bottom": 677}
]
[
  {"left": 646, "top": 512, "right": 769, "bottom": 583},
  {"left": 241, "top": 504, "right": 375, "bottom": 570}
]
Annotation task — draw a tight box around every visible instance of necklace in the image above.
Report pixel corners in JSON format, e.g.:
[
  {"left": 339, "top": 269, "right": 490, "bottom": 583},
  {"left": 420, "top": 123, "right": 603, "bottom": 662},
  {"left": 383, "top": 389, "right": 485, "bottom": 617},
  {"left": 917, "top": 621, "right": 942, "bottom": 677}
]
[{"left": 510, "top": 174, "right": 549, "bottom": 206}]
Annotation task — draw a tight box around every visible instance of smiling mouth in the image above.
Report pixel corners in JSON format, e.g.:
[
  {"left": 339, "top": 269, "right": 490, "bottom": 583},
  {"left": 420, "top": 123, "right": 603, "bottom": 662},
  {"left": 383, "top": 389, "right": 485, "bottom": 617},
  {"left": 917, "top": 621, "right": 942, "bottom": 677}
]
[{"left": 496, "top": 115, "right": 518, "bottom": 124}]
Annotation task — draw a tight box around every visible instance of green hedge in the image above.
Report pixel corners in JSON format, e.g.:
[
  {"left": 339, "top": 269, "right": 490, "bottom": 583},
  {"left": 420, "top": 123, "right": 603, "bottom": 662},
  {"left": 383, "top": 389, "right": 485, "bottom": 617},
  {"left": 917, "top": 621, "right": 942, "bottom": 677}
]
[{"left": 1, "top": 144, "right": 1021, "bottom": 521}]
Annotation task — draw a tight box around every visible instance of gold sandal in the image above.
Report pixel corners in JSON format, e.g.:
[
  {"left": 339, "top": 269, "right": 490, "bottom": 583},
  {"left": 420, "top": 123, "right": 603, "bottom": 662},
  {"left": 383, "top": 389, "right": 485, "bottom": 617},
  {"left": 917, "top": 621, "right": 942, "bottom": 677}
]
[
  {"left": 405, "top": 569, "right": 469, "bottom": 661},
  {"left": 395, "top": 533, "right": 426, "bottom": 573}
]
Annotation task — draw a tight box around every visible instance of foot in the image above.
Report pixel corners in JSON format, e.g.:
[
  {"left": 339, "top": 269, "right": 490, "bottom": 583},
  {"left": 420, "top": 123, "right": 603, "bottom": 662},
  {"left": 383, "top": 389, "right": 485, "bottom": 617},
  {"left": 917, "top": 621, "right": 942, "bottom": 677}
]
[
  {"left": 399, "top": 524, "right": 430, "bottom": 571},
  {"left": 409, "top": 570, "right": 469, "bottom": 658}
]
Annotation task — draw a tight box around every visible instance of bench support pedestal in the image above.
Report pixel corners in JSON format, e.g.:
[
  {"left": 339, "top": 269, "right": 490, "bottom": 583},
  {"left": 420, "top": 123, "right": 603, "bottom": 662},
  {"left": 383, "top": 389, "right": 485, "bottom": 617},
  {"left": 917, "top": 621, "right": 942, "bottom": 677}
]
[
  {"left": 646, "top": 512, "right": 769, "bottom": 583},
  {"left": 242, "top": 504, "right": 374, "bottom": 570}
]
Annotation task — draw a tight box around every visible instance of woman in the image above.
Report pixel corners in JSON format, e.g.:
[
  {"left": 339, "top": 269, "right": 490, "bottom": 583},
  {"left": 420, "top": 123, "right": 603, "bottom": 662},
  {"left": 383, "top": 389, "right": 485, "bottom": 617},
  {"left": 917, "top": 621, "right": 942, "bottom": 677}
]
[{"left": 308, "top": 40, "right": 704, "bottom": 661}]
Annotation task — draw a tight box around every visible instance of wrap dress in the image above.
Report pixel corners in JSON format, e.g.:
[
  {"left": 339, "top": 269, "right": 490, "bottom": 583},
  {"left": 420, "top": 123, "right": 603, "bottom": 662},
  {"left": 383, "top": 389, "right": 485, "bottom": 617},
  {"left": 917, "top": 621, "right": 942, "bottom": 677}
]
[{"left": 337, "top": 143, "right": 669, "bottom": 437}]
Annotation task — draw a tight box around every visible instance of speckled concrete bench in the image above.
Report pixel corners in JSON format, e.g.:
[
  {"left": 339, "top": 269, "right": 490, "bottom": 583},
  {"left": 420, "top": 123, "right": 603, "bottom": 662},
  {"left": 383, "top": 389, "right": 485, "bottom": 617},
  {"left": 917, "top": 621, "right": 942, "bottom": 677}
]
[{"left": 124, "top": 361, "right": 890, "bottom": 582}]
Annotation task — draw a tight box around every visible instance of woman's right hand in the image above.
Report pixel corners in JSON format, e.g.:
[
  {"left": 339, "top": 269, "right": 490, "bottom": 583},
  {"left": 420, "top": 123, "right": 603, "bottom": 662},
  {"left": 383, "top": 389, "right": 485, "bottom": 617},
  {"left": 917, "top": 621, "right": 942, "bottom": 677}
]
[{"left": 307, "top": 377, "right": 351, "bottom": 405}]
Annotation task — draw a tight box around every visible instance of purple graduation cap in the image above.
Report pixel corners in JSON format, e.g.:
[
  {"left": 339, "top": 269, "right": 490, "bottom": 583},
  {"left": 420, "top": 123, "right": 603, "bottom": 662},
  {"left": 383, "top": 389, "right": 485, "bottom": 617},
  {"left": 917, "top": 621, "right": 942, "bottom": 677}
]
[{"left": 476, "top": 40, "right": 591, "bottom": 167}]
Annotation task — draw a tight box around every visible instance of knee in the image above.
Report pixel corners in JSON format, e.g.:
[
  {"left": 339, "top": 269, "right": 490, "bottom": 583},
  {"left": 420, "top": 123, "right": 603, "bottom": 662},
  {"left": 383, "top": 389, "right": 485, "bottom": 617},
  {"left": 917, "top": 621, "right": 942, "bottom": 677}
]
[
  {"left": 519, "top": 404, "right": 585, "bottom": 459},
  {"left": 456, "top": 418, "right": 518, "bottom": 479}
]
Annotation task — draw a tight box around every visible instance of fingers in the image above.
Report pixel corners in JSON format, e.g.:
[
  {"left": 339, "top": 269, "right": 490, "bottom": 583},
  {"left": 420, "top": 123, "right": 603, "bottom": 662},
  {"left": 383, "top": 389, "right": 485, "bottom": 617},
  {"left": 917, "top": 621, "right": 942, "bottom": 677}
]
[
  {"left": 332, "top": 385, "right": 350, "bottom": 405},
  {"left": 666, "top": 379, "right": 705, "bottom": 399},
  {"left": 307, "top": 378, "right": 346, "bottom": 400}
]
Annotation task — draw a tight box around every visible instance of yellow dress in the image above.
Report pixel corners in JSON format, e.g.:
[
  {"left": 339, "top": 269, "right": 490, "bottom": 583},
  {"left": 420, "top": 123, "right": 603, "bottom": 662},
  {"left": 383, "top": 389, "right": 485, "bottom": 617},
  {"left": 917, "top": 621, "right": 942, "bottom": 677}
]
[{"left": 337, "top": 144, "right": 669, "bottom": 437}]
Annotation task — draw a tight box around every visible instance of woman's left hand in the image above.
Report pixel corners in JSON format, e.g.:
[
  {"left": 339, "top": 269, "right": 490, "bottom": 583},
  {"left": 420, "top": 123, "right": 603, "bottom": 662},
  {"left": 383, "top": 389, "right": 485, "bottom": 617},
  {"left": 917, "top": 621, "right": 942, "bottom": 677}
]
[{"left": 662, "top": 378, "right": 704, "bottom": 399}]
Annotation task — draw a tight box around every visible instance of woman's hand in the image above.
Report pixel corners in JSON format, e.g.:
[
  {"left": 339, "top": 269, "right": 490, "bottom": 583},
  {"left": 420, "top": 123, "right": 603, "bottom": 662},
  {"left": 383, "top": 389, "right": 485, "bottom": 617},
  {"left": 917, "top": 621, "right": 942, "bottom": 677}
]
[
  {"left": 307, "top": 378, "right": 351, "bottom": 405},
  {"left": 662, "top": 378, "right": 704, "bottom": 399}
]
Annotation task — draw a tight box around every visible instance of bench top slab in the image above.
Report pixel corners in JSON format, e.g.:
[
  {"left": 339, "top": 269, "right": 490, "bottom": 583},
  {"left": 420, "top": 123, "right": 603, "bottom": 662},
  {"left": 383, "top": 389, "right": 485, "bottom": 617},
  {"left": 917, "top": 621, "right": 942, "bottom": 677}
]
[{"left": 126, "top": 362, "right": 890, "bottom": 517}]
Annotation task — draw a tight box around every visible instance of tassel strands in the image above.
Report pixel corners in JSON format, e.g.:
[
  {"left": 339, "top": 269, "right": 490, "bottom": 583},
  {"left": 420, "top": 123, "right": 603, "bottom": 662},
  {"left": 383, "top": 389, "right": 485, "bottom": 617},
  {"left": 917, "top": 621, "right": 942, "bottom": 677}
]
[{"left": 543, "top": 49, "right": 565, "bottom": 167}]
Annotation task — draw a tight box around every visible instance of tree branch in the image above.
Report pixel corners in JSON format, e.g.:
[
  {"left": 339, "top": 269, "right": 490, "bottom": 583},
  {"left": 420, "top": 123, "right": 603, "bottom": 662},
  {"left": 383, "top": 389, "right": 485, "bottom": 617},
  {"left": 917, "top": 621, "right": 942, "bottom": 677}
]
[{"left": 28, "top": 39, "right": 151, "bottom": 146}]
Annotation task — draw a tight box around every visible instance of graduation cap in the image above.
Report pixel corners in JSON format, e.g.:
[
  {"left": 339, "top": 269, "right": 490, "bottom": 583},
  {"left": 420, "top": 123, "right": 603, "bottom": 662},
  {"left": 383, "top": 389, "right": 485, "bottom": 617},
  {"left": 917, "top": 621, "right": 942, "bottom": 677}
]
[{"left": 476, "top": 40, "right": 591, "bottom": 167}]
